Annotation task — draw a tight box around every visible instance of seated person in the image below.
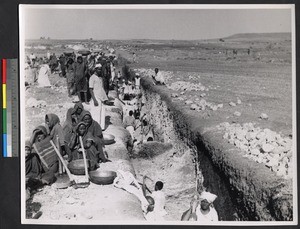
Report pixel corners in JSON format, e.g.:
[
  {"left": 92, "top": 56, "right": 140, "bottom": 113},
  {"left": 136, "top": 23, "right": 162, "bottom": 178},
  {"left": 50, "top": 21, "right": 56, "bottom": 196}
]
[
  {"left": 73, "top": 102, "right": 84, "bottom": 122},
  {"left": 26, "top": 140, "right": 43, "bottom": 180},
  {"left": 45, "top": 113, "right": 71, "bottom": 160},
  {"left": 28, "top": 125, "right": 57, "bottom": 184},
  {"left": 147, "top": 181, "right": 167, "bottom": 216},
  {"left": 62, "top": 108, "right": 77, "bottom": 146},
  {"left": 181, "top": 191, "right": 219, "bottom": 222},
  {"left": 68, "top": 122, "right": 107, "bottom": 166}
]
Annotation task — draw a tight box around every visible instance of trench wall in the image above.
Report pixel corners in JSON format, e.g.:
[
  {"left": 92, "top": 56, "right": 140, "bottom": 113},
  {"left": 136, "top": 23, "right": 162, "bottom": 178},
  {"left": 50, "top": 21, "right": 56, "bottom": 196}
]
[{"left": 137, "top": 74, "right": 293, "bottom": 221}]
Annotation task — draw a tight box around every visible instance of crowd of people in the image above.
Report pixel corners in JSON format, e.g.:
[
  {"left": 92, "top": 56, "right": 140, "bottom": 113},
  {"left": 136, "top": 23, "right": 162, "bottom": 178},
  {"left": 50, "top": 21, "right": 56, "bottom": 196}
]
[{"left": 25, "top": 49, "right": 219, "bottom": 222}]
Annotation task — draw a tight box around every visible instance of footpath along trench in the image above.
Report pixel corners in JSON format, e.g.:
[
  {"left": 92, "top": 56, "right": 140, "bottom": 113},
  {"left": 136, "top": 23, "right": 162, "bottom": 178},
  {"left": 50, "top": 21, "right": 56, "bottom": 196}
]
[{"left": 30, "top": 91, "right": 146, "bottom": 222}]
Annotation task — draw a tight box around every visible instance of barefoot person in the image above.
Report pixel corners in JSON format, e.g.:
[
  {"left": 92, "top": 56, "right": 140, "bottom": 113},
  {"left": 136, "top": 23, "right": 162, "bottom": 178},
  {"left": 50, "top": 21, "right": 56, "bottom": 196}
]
[
  {"left": 89, "top": 63, "right": 108, "bottom": 130},
  {"left": 74, "top": 56, "right": 88, "bottom": 103}
]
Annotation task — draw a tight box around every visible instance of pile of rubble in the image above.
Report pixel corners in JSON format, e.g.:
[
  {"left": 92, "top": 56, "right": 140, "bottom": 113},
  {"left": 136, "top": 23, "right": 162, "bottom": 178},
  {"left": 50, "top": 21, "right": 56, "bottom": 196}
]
[
  {"left": 167, "top": 81, "right": 208, "bottom": 92},
  {"left": 217, "top": 122, "right": 293, "bottom": 179}
]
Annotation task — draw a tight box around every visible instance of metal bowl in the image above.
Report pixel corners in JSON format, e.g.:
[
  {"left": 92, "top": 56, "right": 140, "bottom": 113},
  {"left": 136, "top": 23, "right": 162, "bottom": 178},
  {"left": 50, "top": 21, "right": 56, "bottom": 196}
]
[
  {"left": 89, "top": 170, "right": 117, "bottom": 185},
  {"left": 68, "top": 159, "right": 91, "bottom": 175},
  {"left": 103, "top": 133, "right": 115, "bottom": 145}
]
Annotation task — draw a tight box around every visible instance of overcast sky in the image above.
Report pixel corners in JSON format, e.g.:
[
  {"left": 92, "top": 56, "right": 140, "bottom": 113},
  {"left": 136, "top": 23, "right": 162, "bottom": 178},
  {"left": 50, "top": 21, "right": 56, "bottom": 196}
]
[{"left": 22, "top": 6, "right": 292, "bottom": 40}]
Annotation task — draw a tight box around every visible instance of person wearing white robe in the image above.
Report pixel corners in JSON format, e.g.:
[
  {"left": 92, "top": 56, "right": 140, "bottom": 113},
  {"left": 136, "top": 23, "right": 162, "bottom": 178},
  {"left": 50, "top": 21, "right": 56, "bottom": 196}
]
[
  {"left": 88, "top": 63, "right": 108, "bottom": 130},
  {"left": 37, "top": 62, "right": 51, "bottom": 88}
]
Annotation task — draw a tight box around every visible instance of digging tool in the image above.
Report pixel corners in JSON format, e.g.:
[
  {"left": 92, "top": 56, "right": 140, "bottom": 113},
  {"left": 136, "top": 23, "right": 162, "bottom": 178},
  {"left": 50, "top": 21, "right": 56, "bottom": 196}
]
[
  {"left": 78, "top": 136, "right": 90, "bottom": 188},
  {"left": 50, "top": 140, "right": 89, "bottom": 189},
  {"left": 50, "top": 140, "right": 74, "bottom": 187}
]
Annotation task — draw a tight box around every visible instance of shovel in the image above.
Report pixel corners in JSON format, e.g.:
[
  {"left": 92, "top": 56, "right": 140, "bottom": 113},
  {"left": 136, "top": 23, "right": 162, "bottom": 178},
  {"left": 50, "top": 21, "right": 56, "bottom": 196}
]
[
  {"left": 50, "top": 140, "right": 89, "bottom": 189},
  {"left": 78, "top": 136, "right": 90, "bottom": 188}
]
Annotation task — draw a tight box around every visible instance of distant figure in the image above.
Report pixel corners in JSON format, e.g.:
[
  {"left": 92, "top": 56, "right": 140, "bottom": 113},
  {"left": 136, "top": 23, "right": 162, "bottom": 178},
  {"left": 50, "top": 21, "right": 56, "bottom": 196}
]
[
  {"left": 247, "top": 49, "right": 251, "bottom": 55},
  {"left": 29, "top": 53, "right": 36, "bottom": 63},
  {"left": 66, "top": 58, "right": 76, "bottom": 97},
  {"left": 46, "top": 51, "right": 51, "bottom": 60},
  {"left": 132, "top": 52, "right": 137, "bottom": 63},
  {"left": 74, "top": 56, "right": 88, "bottom": 103},
  {"left": 37, "top": 61, "right": 51, "bottom": 88},
  {"left": 152, "top": 68, "right": 165, "bottom": 85}
]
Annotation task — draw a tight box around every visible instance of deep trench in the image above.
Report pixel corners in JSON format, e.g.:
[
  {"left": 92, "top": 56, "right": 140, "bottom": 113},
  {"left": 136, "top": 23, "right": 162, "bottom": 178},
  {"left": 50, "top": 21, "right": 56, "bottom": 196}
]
[
  {"left": 121, "top": 65, "right": 238, "bottom": 221},
  {"left": 122, "top": 61, "right": 293, "bottom": 222}
]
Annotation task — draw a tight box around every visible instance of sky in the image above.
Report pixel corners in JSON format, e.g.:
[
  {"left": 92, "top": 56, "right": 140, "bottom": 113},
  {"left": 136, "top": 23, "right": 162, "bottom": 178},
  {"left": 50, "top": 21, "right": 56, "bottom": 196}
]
[{"left": 22, "top": 6, "right": 292, "bottom": 40}]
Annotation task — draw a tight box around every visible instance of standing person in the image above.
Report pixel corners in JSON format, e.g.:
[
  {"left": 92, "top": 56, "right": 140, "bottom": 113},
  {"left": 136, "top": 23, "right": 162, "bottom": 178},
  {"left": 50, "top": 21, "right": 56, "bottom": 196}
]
[
  {"left": 152, "top": 68, "right": 165, "bottom": 85},
  {"left": 58, "top": 54, "right": 67, "bottom": 77},
  {"left": 134, "top": 73, "right": 141, "bottom": 95},
  {"left": 49, "top": 53, "right": 58, "bottom": 73},
  {"left": 46, "top": 51, "right": 51, "bottom": 60},
  {"left": 103, "top": 61, "right": 111, "bottom": 96},
  {"left": 29, "top": 58, "right": 39, "bottom": 84},
  {"left": 132, "top": 52, "right": 136, "bottom": 63},
  {"left": 74, "top": 56, "right": 88, "bottom": 104},
  {"left": 65, "top": 57, "right": 76, "bottom": 97},
  {"left": 37, "top": 60, "right": 51, "bottom": 88},
  {"left": 89, "top": 64, "right": 108, "bottom": 130}
]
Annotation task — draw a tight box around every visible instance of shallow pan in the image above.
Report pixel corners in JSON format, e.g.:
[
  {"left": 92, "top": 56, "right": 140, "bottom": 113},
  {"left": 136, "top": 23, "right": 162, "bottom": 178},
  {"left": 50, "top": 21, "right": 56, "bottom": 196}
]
[
  {"left": 103, "top": 133, "right": 115, "bottom": 145},
  {"left": 68, "top": 159, "right": 91, "bottom": 175},
  {"left": 89, "top": 170, "right": 117, "bottom": 185}
]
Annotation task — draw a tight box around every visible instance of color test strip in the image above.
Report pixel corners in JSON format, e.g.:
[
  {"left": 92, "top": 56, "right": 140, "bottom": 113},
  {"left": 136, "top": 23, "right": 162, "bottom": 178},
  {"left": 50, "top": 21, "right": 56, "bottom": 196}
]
[{"left": 2, "top": 59, "right": 7, "bottom": 157}]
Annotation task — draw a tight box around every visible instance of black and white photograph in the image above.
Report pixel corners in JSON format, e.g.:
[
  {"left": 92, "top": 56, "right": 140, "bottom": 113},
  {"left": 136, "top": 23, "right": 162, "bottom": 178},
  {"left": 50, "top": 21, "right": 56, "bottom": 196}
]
[{"left": 20, "top": 4, "right": 297, "bottom": 225}]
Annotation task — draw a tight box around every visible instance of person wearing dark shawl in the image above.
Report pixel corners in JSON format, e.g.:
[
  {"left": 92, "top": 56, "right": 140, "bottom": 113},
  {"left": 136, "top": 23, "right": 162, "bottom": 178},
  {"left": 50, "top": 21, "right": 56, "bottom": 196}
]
[
  {"left": 73, "top": 102, "right": 84, "bottom": 122},
  {"left": 45, "top": 113, "right": 71, "bottom": 161},
  {"left": 25, "top": 140, "right": 43, "bottom": 179},
  {"left": 29, "top": 125, "right": 57, "bottom": 184},
  {"left": 74, "top": 56, "right": 88, "bottom": 103},
  {"left": 66, "top": 57, "right": 76, "bottom": 97},
  {"left": 68, "top": 122, "right": 103, "bottom": 168},
  {"left": 62, "top": 108, "right": 77, "bottom": 145},
  {"left": 80, "top": 110, "right": 109, "bottom": 163}
]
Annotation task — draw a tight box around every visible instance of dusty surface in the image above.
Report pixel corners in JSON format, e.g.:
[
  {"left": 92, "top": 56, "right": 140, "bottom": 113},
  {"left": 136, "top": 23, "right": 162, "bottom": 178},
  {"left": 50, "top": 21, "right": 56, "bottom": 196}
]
[{"left": 25, "top": 33, "right": 294, "bottom": 221}]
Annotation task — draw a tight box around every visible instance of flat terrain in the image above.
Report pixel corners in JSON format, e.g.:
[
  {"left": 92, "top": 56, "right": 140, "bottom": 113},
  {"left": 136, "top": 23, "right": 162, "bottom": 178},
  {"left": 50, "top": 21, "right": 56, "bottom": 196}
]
[{"left": 24, "top": 33, "right": 293, "bottom": 221}]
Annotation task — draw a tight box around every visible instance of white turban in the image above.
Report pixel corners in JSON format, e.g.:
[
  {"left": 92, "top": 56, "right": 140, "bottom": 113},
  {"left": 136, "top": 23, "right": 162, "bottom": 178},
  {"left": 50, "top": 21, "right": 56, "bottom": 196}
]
[
  {"left": 95, "top": 63, "right": 102, "bottom": 69},
  {"left": 199, "top": 191, "right": 217, "bottom": 203}
]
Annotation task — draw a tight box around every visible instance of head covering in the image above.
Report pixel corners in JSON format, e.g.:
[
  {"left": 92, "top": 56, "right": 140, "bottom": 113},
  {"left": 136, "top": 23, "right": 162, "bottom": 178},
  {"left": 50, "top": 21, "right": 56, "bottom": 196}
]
[
  {"left": 74, "top": 102, "right": 84, "bottom": 113},
  {"left": 45, "top": 113, "right": 60, "bottom": 129},
  {"left": 199, "top": 191, "right": 217, "bottom": 204},
  {"left": 75, "top": 121, "right": 87, "bottom": 132},
  {"left": 135, "top": 73, "right": 140, "bottom": 77},
  {"left": 80, "top": 110, "right": 93, "bottom": 122},
  {"left": 63, "top": 108, "right": 76, "bottom": 129},
  {"left": 33, "top": 125, "right": 48, "bottom": 136},
  {"left": 95, "top": 63, "right": 102, "bottom": 69},
  {"left": 25, "top": 140, "right": 32, "bottom": 149}
]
